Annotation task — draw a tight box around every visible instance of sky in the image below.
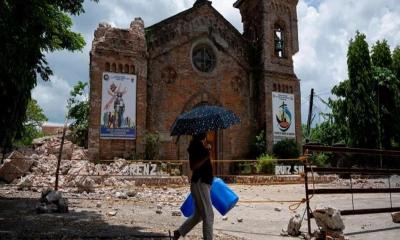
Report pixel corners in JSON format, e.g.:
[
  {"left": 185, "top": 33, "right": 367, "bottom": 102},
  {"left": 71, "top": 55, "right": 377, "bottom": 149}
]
[{"left": 32, "top": 0, "right": 400, "bottom": 125}]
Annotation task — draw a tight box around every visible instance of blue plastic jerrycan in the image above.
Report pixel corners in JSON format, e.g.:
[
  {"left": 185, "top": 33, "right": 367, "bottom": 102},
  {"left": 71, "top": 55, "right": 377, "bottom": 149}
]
[{"left": 180, "top": 177, "right": 239, "bottom": 217}]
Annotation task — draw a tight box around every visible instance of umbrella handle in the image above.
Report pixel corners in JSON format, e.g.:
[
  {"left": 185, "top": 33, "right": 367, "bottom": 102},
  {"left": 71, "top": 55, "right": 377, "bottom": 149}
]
[{"left": 175, "top": 135, "right": 181, "bottom": 144}]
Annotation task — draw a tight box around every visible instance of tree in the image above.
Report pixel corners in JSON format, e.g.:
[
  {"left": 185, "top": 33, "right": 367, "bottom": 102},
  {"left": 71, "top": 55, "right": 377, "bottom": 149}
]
[
  {"left": 14, "top": 99, "right": 48, "bottom": 146},
  {"left": 309, "top": 119, "right": 345, "bottom": 146},
  {"left": 392, "top": 47, "right": 400, "bottom": 146},
  {"left": 0, "top": 0, "right": 97, "bottom": 152},
  {"left": 67, "top": 81, "right": 89, "bottom": 148},
  {"left": 371, "top": 40, "right": 400, "bottom": 149},
  {"left": 393, "top": 46, "right": 400, "bottom": 79},
  {"left": 317, "top": 34, "right": 400, "bottom": 151},
  {"left": 371, "top": 40, "right": 392, "bottom": 68},
  {"left": 345, "top": 32, "right": 379, "bottom": 148}
]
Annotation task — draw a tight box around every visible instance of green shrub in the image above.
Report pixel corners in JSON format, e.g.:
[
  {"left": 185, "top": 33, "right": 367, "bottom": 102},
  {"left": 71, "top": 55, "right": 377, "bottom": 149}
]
[
  {"left": 256, "top": 154, "right": 277, "bottom": 174},
  {"left": 144, "top": 132, "right": 160, "bottom": 160},
  {"left": 238, "top": 162, "right": 254, "bottom": 174},
  {"left": 273, "top": 139, "right": 300, "bottom": 159},
  {"left": 253, "top": 130, "right": 266, "bottom": 157},
  {"left": 309, "top": 153, "right": 329, "bottom": 167}
]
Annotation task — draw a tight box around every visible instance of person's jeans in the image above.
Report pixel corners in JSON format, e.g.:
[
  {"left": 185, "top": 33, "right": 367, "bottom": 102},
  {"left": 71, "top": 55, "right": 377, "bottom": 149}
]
[{"left": 178, "top": 180, "right": 214, "bottom": 240}]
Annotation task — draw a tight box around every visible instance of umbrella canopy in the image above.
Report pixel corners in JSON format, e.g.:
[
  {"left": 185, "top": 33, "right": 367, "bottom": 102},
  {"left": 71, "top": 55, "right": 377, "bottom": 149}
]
[{"left": 170, "top": 105, "right": 240, "bottom": 136}]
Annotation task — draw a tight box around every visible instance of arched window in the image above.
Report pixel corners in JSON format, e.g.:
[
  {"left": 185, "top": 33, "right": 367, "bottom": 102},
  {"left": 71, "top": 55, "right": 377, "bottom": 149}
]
[
  {"left": 111, "top": 63, "right": 116, "bottom": 72},
  {"left": 118, "top": 64, "right": 123, "bottom": 73},
  {"left": 124, "top": 64, "right": 129, "bottom": 73},
  {"left": 273, "top": 83, "right": 277, "bottom": 91},
  {"left": 274, "top": 23, "right": 285, "bottom": 58},
  {"left": 105, "top": 62, "right": 110, "bottom": 72}
]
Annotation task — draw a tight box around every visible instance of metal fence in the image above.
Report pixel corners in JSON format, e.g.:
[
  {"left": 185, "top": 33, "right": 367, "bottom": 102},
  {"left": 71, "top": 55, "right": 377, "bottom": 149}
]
[{"left": 302, "top": 145, "right": 400, "bottom": 235}]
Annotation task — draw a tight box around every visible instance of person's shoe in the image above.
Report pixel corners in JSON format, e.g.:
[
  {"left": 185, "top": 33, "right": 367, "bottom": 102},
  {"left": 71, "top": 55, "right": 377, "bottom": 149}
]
[{"left": 172, "top": 230, "right": 181, "bottom": 240}]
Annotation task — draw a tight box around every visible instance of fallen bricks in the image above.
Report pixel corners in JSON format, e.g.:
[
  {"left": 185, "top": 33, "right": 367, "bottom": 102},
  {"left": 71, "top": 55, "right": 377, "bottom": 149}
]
[
  {"left": 0, "top": 151, "right": 34, "bottom": 183},
  {"left": 36, "top": 188, "right": 69, "bottom": 214},
  {"left": 313, "top": 206, "right": 346, "bottom": 240}
]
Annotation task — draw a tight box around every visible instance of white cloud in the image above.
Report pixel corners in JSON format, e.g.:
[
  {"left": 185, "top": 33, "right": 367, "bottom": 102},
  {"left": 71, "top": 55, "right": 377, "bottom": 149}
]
[
  {"left": 295, "top": 0, "right": 400, "bottom": 123},
  {"left": 34, "top": 0, "right": 400, "bottom": 125},
  {"left": 32, "top": 75, "right": 72, "bottom": 123}
]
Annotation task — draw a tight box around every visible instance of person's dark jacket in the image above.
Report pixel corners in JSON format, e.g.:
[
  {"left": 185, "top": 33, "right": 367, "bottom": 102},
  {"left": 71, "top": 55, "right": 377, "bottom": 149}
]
[{"left": 188, "top": 139, "right": 213, "bottom": 185}]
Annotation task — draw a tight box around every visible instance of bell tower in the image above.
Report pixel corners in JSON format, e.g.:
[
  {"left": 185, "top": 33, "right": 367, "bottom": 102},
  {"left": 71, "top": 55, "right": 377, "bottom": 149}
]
[{"left": 234, "top": 0, "right": 302, "bottom": 152}]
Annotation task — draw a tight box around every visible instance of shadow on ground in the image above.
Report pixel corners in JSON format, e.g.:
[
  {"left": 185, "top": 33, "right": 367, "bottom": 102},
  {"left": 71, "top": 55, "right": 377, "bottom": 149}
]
[{"left": 0, "top": 196, "right": 170, "bottom": 239}]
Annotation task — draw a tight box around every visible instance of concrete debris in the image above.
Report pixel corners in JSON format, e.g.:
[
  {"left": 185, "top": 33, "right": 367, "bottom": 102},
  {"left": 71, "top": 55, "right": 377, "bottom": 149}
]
[
  {"left": 332, "top": 175, "right": 400, "bottom": 189},
  {"left": 172, "top": 210, "right": 181, "bottom": 216},
  {"left": 126, "top": 190, "right": 137, "bottom": 197},
  {"left": 4, "top": 136, "right": 188, "bottom": 205},
  {"left": 237, "top": 217, "right": 243, "bottom": 223},
  {"left": 17, "top": 175, "right": 35, "bottom": 190},
  {"left": 115, "top": 191, "right": 128, "bottom": 199},
  {"left": 392, "top": 212, "right": 400, "bottom": 223},
  {"left": 281, "top": 214, "right": 302, "bottom": 236},
  {"left": 37, "top": 189, "right": 68, "bottom": 213},
  {"left": 47, "top": 142, "right": 70, "bottom": 159},
  {"left": 156, "top": 209, "right": 162, "bottom": 214},
  {"left": 0, "top": 151, "right": 34, "bottom": 183},
  {"left": 75, "top": 176, "right": 95, "bottom": 193},
  {"left": 274, "top": 207, "right": 282, "bottom": 212},
  {"left": 71, "top": 148, "right": 87, "bottom": 160},
  {"left": 96, "top": 202, "right": 102, "bottom": 208},
  {"left": 45, "top": 190, "right": 62, "bottom": 203},
  {"left": 107, "top": 211, "right": 117, "bottom": 216},
  {"left": 222, "top": 216, "right": 228, "bottom": 221},
  {"left": 313, "top": 207, "right": 345, "bottom": 232},
  {"left": 103, "top": 177, "right": 119, "bottom": 186}
]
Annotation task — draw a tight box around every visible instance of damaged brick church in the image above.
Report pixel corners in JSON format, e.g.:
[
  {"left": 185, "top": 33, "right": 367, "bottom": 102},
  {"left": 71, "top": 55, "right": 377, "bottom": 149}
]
[{"left": 88, "top": 0, "right": 302, "bottom": 171}]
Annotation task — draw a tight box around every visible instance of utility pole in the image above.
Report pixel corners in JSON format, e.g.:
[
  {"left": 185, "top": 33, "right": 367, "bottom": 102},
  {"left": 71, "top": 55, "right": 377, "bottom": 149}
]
[{"left": 306, "top": 88, "right": 315, "bottom": 143}]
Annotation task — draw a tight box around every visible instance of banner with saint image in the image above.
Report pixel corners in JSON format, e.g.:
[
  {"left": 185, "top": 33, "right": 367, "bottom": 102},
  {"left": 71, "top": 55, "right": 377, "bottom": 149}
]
[{"left": 100, "top": 72, "right": 136, "bottom": 139}]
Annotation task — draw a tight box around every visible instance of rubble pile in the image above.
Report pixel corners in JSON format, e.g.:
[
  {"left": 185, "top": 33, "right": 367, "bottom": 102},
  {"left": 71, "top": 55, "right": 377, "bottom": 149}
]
[
  {"left": 36, "top": 188, "right": 69, "bottom": 213},
  {"left": 0, "top": 137, "right": 188, "bottom": 195},
  {"left": 332, "top": 175, "right": 400, "bottom": 188},
  {"left": 0, "top": 151, "right": 34, "bottom": 183},
  {"left": 313, "top": 206, "right": 345, "bottom": 240},
  {"left": 281, "top": 214, "right": 302, "bottom": 237}
]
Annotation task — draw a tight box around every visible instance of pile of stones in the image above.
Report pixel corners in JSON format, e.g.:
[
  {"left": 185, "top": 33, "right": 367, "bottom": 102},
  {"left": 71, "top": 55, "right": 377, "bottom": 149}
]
[{"left": 36, "top": 188, "right": 68, "bottom": 214}]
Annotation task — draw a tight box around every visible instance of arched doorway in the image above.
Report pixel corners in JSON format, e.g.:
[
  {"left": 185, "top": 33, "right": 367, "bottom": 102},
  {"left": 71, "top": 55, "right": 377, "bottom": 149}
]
[
  {"left": 179, "top": 91, "right": 222, "bottom": 175},
  {"left": 192, "top": 101, "right": 218, "bottom": 167}
]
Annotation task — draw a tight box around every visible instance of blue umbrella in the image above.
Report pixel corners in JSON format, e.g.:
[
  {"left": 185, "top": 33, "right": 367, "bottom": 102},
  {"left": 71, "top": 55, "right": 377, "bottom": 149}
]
[{"left": 170, "top": 105, "right": 240, "bottom": 136}]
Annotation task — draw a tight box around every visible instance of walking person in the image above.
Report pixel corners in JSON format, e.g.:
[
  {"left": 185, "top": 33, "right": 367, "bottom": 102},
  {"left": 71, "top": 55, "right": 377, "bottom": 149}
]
[{"left": 173, "top": 132, "right": 214, "bottom": 240}]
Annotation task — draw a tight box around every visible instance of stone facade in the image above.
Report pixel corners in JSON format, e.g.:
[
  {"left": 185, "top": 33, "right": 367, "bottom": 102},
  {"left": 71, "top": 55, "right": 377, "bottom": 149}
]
[{"left": 88, "top": 0, "right": 302, "bottom": 166}]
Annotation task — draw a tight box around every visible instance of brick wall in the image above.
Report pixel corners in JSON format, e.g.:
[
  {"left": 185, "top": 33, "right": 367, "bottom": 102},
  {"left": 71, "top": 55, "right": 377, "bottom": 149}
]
[
  {"left": 236, "top": 0, "right": 302, "bottom": 152},
  {"left": 146, "top": 3, "right": 254, "bottom": 162},
  {"left": 88, "top": 0, "right": 303, "bottom": 167},
  {"left": 88, "top": 19, "right": 148, "bottom": 161}
]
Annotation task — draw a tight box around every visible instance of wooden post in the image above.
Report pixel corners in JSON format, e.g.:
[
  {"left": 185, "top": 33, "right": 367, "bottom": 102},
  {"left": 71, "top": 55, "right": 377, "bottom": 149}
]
[{"left": 55, "top": 121, "right": 68, "bottom": 191}]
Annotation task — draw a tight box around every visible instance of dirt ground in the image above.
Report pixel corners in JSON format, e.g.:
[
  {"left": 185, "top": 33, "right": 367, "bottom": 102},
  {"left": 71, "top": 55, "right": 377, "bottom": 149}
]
[{"left": 1, "top": 181, "right": 399, "bottom": 240}]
